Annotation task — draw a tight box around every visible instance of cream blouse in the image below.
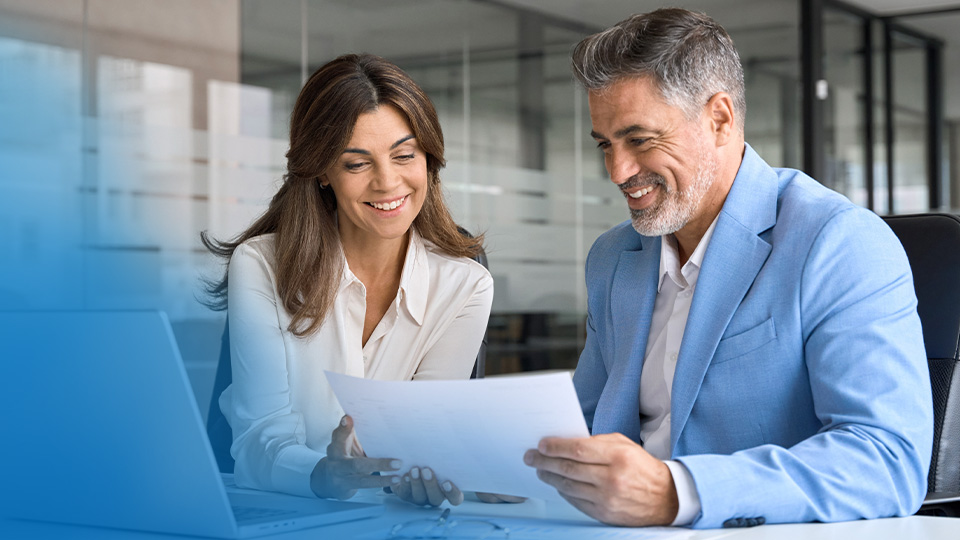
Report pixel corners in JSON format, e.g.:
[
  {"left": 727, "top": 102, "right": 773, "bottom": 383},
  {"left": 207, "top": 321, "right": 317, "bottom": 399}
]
[{"left": 219, "top": 230, "right": 493, "bottom": 498}]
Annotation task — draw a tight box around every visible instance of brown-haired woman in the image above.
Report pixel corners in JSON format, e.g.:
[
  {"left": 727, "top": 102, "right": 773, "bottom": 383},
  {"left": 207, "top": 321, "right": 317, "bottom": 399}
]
[{"left": 201, "top": 54, "right": 491, "bottom": 507}]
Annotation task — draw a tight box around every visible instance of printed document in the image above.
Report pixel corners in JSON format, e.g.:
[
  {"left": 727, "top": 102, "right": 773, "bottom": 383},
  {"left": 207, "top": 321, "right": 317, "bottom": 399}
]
[{"left": 325, "top": 371, "right": 589, "bottom": 501}]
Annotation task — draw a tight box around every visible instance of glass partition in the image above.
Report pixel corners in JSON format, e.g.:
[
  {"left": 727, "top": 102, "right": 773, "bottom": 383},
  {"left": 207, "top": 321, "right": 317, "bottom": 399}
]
[
  {"left": 822, "top": 8, "right": 868, "bottom": 207},
  {"left": 890, "top": 31, "right": 930, "bottom": 213},
  {"left": 0, "top": 0, "right": 812, "bottom": 384}
]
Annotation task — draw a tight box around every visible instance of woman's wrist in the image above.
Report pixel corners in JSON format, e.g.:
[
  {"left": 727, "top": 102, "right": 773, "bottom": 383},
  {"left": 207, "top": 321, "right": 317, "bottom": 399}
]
[{"left": 309, "top": 457, "right": 334, "bottom": 498}]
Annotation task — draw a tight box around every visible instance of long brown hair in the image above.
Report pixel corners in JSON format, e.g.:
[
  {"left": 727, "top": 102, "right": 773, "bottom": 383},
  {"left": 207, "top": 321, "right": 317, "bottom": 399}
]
[{"left": 201, "top": 53, "right": 483, "bottom": 337}]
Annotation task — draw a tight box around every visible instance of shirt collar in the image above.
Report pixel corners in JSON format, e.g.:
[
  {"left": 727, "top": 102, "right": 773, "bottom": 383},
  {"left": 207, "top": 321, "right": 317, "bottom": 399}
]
[
  {"left": 337, "top": 229, "right": 430, "bottom": 326},
  {"left": 658, "top": 214, "right": 720, "bottom": 292},
  {"left": 399, "top": 230, "right": 429, "bottom": 326}
]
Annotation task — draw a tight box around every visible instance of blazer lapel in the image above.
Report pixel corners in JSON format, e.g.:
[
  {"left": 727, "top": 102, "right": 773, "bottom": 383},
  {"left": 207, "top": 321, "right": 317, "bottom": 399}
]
[
  {"left": 670, "top": 145, "right": 778, "bottom": 454},
  {"left": 597, "top": 240, "right": 660, "bottom": 439}
]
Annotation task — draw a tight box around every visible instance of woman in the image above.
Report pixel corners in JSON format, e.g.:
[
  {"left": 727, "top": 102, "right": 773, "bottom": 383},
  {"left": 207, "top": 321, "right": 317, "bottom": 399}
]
[{"left": 201, "top": 54, "right": 492, "bottom": 507}]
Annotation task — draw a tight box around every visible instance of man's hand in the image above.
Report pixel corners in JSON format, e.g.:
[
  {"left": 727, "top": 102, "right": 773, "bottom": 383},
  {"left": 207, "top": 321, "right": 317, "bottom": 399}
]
[{"left": 523, "top": 433, "right": 679, "bottom": 526}]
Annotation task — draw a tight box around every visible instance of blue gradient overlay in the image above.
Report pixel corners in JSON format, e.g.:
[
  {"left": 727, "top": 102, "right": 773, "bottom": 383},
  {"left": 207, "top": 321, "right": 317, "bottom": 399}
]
[{"left": 0, "top": 40, "right": 392, "bottom": 539}]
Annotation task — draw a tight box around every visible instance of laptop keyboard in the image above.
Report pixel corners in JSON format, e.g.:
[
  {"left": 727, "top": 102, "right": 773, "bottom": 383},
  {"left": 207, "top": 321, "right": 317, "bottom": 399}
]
[{"left": 232, "top": 505, "right": 299, "bottom": 522}]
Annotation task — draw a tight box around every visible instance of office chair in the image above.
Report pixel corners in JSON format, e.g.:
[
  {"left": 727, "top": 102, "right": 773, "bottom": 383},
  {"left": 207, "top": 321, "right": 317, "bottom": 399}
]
[
  {"left": 206, "top": 231, "right": 490, "bottom": 474},
  {"left": 882, "top": 213, "right": 960, "bottom": 517}
]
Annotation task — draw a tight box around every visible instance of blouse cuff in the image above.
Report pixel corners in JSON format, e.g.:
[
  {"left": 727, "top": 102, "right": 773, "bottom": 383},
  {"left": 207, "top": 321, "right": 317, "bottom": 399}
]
[{"left": 272, "top": 444, "right": 326, "bottom": 498}]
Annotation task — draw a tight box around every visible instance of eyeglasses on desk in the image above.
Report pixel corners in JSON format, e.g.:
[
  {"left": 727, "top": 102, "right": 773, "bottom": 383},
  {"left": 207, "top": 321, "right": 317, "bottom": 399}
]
[{"left": 387, "top": 508, "right": 509, "bottom": 539}]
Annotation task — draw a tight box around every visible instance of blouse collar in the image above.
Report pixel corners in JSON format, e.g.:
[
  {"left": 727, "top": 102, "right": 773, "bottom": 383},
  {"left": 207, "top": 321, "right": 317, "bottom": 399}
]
[
  {"left": 339, "top": 229, "right": 430, "bottom": 326},
  {"left": 398, "top": 230, "right": 429, "bottom": 325}
]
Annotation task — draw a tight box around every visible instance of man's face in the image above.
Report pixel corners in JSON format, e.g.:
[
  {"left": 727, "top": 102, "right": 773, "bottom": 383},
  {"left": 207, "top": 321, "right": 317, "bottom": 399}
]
[{"left": 588, "top": 77, "right": 719, "bottom": 237}]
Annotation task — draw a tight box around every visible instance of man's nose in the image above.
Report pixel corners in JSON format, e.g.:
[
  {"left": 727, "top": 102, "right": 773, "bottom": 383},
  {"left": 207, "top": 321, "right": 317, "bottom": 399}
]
[{"left": 607, "top": 150, "right": 640, "bottom": 186}]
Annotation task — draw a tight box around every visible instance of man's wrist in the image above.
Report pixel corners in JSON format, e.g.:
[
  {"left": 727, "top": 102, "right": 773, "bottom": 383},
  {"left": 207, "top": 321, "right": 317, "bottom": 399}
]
[{"left": 651, "top": 460, "right": 680, "bottom": 526}]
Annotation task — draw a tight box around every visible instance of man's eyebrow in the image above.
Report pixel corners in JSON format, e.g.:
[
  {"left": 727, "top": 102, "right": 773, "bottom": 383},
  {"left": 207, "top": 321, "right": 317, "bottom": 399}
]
[
  {"left": 343, "top": 134, "right": 416, "bottom": 155},
  {"left": 591, "top": 125, "right": 653, "bottom": 141},
  {"left": 614, "top": 125, "right": 648, "bottom": 139}
]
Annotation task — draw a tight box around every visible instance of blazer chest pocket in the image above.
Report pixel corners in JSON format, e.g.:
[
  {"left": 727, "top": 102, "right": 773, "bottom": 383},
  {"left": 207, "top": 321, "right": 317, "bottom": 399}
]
[{"left": 711, "top": 317, "right": 777, "bottom": 365}]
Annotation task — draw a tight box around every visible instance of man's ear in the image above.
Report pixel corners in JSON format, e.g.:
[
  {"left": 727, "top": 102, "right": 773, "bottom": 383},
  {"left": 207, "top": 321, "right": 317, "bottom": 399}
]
[{"left": 703, "top": 92, "right": 736, "bottom": 146}]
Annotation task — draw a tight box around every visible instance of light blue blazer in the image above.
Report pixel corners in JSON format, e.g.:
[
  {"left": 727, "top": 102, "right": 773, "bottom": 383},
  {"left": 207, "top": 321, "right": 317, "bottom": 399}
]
[{"left": 573, "top": 145, "right": 933, "bottom": 528}]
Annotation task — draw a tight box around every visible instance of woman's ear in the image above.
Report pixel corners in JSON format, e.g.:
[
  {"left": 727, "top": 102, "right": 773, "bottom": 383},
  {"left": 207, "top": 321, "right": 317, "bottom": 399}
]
[{"left": 318, "top": 176, "right": 329, "bottom": 189}]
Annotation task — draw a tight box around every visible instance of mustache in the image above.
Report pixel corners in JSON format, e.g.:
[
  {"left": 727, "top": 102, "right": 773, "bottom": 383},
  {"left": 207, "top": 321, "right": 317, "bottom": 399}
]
[{"left": 619, "top": 173, "right": 666, "bottom": 194}]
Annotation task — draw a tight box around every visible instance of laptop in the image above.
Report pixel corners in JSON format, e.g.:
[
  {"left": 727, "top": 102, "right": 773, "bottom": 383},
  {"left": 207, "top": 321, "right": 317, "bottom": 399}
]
[{"left": 0, "top": 310, "right": 383, "bottom": 538}]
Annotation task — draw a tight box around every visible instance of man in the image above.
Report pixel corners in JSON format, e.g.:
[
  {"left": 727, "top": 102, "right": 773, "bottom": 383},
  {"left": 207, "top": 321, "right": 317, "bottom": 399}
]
[{"left": 524, "top": 8, "right": 933, "bottom": 529}]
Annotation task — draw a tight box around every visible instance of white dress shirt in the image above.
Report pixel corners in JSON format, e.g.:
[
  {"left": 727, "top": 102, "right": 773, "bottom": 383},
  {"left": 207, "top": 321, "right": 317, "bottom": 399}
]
[
  {"left": 219, "top": 230, "right": 493, "bottom": 498},
  {"left": 639, "top": 216, "right": 718, "bottom": 526}
]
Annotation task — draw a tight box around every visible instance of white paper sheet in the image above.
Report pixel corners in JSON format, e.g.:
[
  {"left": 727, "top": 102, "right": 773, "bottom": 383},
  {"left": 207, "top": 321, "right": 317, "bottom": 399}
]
[{"left": 324, "top": 371, "right": 590, "bottom": 501}]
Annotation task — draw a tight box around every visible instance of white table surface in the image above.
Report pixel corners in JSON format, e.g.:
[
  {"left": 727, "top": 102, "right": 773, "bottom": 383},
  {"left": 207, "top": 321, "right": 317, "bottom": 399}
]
[{"left": 3, "top": 486, "right": 958, "bottom": 540}]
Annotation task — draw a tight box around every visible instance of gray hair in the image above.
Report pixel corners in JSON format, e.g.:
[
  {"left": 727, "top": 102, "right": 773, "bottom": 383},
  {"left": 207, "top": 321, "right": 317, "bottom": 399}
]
[{"left": 572, "top": 8, "right": 746, "bottom": 130}]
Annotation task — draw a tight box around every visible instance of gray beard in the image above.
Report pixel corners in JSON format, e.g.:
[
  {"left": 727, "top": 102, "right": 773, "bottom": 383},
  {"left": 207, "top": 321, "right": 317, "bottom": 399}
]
[{"left": 629, "top": 146, "right": 718, "bottom": 237}]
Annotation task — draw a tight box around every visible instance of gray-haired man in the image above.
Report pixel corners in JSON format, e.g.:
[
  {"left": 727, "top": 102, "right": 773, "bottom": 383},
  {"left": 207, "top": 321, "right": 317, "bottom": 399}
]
[{"left": 524, "top": 8, "right": 931, "bottom": 529}]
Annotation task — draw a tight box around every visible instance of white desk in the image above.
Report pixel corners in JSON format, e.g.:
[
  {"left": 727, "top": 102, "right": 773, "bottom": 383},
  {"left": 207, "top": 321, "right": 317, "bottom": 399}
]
[{"left": 3, "top": 489, "right": 959, "bottom": 539}]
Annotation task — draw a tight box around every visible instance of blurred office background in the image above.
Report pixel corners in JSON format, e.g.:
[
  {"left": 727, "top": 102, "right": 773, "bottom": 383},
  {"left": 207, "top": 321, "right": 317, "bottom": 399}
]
[{"left": 1, "top": 0, "right": 957, "bottom": 420}]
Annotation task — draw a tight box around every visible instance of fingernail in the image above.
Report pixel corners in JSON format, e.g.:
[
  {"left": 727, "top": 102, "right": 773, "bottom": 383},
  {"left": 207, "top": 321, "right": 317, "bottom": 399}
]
[
  {"left": 404, "top": 475, "right": 411, "bottom": 483},
  {"left": 411, "top": 467, "right": 420, "bottom": 479},
  {"left": 391, "top": 476, "right": 400, "bottom": 485},
  {"left": 390, "top": 460, "right": 402, "bottom": 469},
  {"left": 340, "top": 417, "right": 347, "bottom": 427},
  {"left": 442, "top": 481, "right": 452, "bottom": 492},
  {"left": 423, "top": 468, "right": 433, "bottom": 481},
  {"left": 523, "top": 451, "right": 534, "bottom": 465}
]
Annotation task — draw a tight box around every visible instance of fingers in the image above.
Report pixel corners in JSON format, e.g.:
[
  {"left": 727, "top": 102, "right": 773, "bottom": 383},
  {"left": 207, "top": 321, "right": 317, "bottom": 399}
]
[
  {"left": 346, "top": 456, "right": 402, "bottom": 476},
  {"left": 328, "top": 416, "right": 355, "bottom": 457},
  {"left": 476, "top": 492, "right": 527, "bottom": 504},
  {"left": 409, "top": 467, "right": 428, "bottom": 504},
  {"left": 523, "top": 449, "right": 605, "bottom": 484},
  {"left": 312, "top": 457, "right": 394, "bottom": 500},
  {"left": 441, "top": 480, "right": 463, "bottom": 505},
  {"left": 535, "top": 468, "right": 601, "bottom": 501},
  {"left": 420, "top": 468, "right": 447, "bottom": 506},
  {"left": 393, "top": 467, "right": 462, "bottom": 507},
  {"left": 313, "top": 453, "right": 401, "bottom": 500},
  {"left": 536, "top": 435, "right": 617, "bottom": 464},
  {"left": 351, "top": 436, "right": 365, "bottom": 457},
  {"left": 349, "top": 473, "right": 401, "bottom": 490},
  {"left": 476, "top": 492, "right": 501, "bottom": 504},
  {"left": 392, "top": 471, "right": 411, "bottom": 500}
]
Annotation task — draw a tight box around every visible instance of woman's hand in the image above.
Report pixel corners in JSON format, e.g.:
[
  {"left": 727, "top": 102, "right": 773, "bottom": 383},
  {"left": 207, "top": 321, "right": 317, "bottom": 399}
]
[
  {"left": 310, "top": 415, "right": 400, "bottom": 499},
  {"left": 476, "top": 492, "right": 527, "bottom": 504},
  {"left": 391, "top": 466, "right": 464, "bottom": 507}
]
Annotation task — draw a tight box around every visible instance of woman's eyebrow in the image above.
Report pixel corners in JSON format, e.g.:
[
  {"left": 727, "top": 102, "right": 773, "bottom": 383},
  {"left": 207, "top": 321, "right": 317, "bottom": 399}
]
[
  {"left": 390, "top": 134, "right": 415, "bottom": 149},
  {"left": 342, "top": 134, "right": 415, "bottom": 155}
]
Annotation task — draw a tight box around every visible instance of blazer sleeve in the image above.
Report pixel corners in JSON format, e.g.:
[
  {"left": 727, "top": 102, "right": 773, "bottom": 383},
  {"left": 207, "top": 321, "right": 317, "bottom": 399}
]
[
  {"left": 221, "top": 242, "right": 324, "bottom": 498},
  {"left": 573, "top": 241, "right": 610, "bottom": 433},
  {"left": 677, "top": 208, "right": 933, "bottom": 528}
]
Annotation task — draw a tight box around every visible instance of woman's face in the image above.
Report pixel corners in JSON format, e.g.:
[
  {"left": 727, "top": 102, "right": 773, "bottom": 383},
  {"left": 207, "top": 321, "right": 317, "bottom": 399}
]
[{"left": 324, "top": 104, "right": 428, "bottom": 247}]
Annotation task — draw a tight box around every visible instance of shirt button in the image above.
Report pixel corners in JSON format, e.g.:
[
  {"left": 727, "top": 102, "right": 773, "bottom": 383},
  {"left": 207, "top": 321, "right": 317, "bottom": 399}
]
[{"left": 670, "top": 353, "right": 678, "bottom": 362}]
